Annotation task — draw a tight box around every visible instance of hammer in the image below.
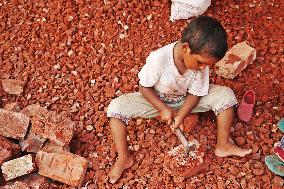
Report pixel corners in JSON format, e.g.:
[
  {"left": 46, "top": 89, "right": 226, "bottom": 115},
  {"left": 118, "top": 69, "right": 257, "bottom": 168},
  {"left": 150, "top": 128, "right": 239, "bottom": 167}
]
[{"left": 174, "top": 127, "right": 196, "bottom": 157}]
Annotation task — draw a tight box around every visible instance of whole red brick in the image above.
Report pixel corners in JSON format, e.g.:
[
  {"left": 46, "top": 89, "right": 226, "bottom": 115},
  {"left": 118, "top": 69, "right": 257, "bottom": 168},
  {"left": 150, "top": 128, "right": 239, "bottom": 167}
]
[
  {"left": 215, "top": 41, "right": 256, "bottom": 79},
  {"left": 0, "top": 136, "right": 20, "bottom": 165},
  {"left": 36, "top": 150, "right": 88, "bottom": 187},
  {"left": 1, "top": 154, "right": 37, "bottom": 181},
  {"left": 0, "top": 109, "right": 30, "bottom": 140}
]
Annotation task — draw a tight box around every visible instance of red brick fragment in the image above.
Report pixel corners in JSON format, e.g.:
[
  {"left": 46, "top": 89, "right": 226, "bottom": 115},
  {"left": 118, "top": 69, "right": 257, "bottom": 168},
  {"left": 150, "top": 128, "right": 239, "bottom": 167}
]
[
  {"left": 273, "top": 176, "right": 284, "bottom": 187},
  {"left": 2, "top": 173, "right": 49, "bottom": 189},
  {"left": 31, "top": 111, "right": 74, "bottom": 146},
  {"left": 215, "top": 41, "right": 256, "bottom": 79},
  {"left": 1, "top": 181, "right": 30, "bottom": 189},
  {"left": 36, "top": 150, "right": 88, "bottom": 187},
  {"left": 21, "top": 104, "right": 49, "bottom": 118},
  {"left": 235, "top": 137, "right": 246, "bottom": 146},
  {"left": 153, "top": 1, "right": 161, "bottom": 7},
  {"left": 183, "top": 114, "right": 198, "bottom": 133},
  {"left": 0, "top": 135, "right": 20, "bottom": 165},
  {"left": 1, "top": 154, "right": 37, "bottom": 181},
  {"left": 163, "top": 140, "right": 205, "bottom": 181},
  {"left": 226, "top": 54, "right": 241, "bottom": 64},
  {"left": 1, "top": 79, "right": 25, "bottom": 95},
  {"left": 0, "top": 109, "right": 30, "bottom": 140},
  {"left": 3, "top": 103, "right": 21, "bottom": 112},
  {"left": 41, "top": 141, "right": 70, "bottom": 153},
  {"left": 19, "top": 132, "right": 46, "bottom": 153}
]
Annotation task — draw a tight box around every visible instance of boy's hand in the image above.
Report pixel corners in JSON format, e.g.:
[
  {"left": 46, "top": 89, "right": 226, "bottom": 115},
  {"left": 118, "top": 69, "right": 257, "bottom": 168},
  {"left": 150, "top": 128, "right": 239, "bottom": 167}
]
[
  {"left": 160, "top": 107, "right": 174, "bottom": 125},
  {"left": 170, "top": 115, "right": 184, "bottom": 132}
]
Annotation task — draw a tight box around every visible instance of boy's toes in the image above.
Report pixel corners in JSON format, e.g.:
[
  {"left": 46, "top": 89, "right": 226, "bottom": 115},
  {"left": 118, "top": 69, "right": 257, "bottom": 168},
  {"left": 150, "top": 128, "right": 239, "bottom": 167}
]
[
  {"left": 108, "top": 172, "right": 122, "bottom": 184},
  {"left": 243, "top": 149, "right": 252, "bottom": 156},
  {"left": 215, "top": 144, "right": 252, "bottom": 157},
  {"left": 107, "top": 157, "right": 134, "bottom": 184}
]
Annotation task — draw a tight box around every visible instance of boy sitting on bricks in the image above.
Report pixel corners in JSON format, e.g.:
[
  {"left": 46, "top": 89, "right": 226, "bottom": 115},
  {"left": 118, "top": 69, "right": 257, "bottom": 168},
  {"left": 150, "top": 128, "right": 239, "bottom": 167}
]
[{"left": 106, "top": 16, "right": 252, "bottom": 184}]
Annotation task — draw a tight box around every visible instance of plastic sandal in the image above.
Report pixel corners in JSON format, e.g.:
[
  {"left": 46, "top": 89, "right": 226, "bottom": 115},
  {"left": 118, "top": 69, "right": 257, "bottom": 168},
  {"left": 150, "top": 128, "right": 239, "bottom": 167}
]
[
  {"left": 237, "top": 90, "right": 255, "bottom": 122},
  {"left": 277, "top": 118, "right": 284, "bottom": 133},
  {"left": 274, "top": 146, "right": 284, "bottom": 162},
  {"left": 274, "top": 136, "right": 284, "bottom": 162},
  {"left": 265, "top": 155, "right": 284, "bottom": 177}
]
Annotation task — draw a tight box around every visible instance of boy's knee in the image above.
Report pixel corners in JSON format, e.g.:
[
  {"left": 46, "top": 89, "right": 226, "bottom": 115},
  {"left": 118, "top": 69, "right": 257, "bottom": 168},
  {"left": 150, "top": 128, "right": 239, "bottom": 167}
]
[
  {"left": 107, "top": 97, "right": 130, "bottom": 124},
  {"left": 218, "top": 86, "right": 235, "bottom": 99},
  {"left": 107, "top": 97, "right": 122, "bottom": 115},
  {"left": 211, "top": 86, "right": 238, "bottom": 115}
]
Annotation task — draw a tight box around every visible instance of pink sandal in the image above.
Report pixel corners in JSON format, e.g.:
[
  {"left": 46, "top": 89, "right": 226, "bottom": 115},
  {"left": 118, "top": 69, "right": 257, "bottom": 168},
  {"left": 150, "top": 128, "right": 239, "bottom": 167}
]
[{"left": 237, "top": 90, "right": 255, "bottom": 122}]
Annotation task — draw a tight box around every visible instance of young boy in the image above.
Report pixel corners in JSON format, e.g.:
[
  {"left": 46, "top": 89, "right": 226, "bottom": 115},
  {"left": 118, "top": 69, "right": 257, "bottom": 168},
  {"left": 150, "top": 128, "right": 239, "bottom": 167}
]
[{"left": 106, "top": 16, "right": 252, "bottom": 184}]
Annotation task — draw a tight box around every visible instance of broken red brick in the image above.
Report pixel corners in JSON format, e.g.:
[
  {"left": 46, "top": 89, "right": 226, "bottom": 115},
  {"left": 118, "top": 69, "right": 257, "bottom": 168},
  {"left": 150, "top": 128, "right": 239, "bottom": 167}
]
[
  {"left": 0, "top": 135, "right": 20, "bottom": 165},
  {"left": 183, "top": 114, "right": 198, "bottom": 133},
  {"left": 0, "top": 172, "right": 6, "bottom": 186},
  {"left": 215, "top": 41, "right": 256, "bottom": 79},
  {"left": 1, "top": 154, "right": 37, "bottom": 181},
  {"left": 31, "top": 111, "right": 74, "bottom": 146},
  {"left": 3, "top": 103, "right": 21, "bottom": 112},
  {"left": 41, "top": 141, "right": 70, "bottom": 153},
  {"left": 36, "top": 150, "right": 88, "bottom": 187},
  {"left": 19, "top": 132, "right": 46, "bottom": 153},
  {"left": 153, "top": 1, "right": 161, "bottom": 7},
  {"left": 235, "top": 136, "right": 246, "bottom": 146},
  {"left": 272, "top": 176, "right": 284, "bottom": 187},
  {"left": 0, "top": 109, "right": 30, "bottom": 140},
  {"left": 1, "top": 79, "right": 25, "bottom": 95},
  {"left": 226, "top": 54, "right": 241, "bottom": 64},
  {"left": 0, "top": 181, "right": 30, "bottom": 189},
  {"left": 2, "top": 173, "right": 49, "bottom": 189},
  {"left": 21, "top": 104, "right": 49, "bottom": 118},
  {"left": 163, "top": 140, "right": 205, "bottom": 179},
  {"left": 0, "top": 148, "right": 11, "bottom": 166}
]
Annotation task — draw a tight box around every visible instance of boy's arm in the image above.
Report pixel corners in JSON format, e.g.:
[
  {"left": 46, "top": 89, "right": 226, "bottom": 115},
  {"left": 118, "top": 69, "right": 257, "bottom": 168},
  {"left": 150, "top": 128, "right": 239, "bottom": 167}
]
[
  {"left": 171, "top": 94, "right": 200, "bottom": 130},
  {"left": 139, "top": 84, "right": 174, "bottom": 125}
]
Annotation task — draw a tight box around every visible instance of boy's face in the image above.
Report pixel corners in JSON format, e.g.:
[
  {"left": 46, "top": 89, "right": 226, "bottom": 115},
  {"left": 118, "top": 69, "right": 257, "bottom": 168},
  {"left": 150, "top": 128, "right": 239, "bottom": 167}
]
[{"left": 181, "top": 43, "right": 219, "bottom": 71}]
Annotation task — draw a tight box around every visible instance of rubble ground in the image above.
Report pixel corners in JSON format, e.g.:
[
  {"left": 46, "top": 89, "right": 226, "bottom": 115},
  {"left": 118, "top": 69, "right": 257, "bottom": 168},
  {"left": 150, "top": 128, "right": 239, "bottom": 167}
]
[{"left": 0, "top": 0, "right": 284, "bottom": 188}]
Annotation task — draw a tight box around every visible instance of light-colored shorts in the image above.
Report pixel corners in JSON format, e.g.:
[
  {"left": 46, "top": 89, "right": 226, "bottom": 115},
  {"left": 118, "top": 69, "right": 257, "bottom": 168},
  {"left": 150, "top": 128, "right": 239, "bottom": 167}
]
[{"left": 107, "top": 84, "right": 238, "bottom": 124}]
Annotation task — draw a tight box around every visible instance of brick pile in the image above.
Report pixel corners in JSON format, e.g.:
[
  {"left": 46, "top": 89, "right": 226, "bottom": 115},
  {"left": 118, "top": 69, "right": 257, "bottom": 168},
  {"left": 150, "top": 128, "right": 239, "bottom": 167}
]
[{"left": 0, "top": 103, "right": 88, "bottom": 187}]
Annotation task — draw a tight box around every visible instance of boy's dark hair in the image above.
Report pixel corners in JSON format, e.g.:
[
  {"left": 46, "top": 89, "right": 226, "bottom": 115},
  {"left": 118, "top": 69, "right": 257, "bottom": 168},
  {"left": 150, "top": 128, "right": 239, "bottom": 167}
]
[{"left": 181, "top": 16, "right": 228, "bottom": 59}]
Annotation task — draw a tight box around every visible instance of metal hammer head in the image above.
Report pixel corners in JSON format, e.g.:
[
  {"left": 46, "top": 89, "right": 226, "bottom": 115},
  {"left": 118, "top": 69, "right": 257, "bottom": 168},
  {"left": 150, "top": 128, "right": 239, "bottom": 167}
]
[{"left": 184, "top": 143, "right": 197, "bottom": 157}]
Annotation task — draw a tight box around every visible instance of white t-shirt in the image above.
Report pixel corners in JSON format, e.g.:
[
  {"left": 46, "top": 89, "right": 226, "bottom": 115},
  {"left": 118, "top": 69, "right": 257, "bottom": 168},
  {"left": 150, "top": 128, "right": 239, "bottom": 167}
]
[{"left": 138, "top": 41, "right": 209, "bottom": 103}]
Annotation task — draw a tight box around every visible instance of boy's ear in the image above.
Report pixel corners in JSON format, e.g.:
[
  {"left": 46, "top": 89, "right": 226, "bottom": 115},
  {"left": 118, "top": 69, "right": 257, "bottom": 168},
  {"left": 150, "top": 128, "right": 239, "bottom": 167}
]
[{"left": 181, "top": 43, "right": 191, "bottom": 54}]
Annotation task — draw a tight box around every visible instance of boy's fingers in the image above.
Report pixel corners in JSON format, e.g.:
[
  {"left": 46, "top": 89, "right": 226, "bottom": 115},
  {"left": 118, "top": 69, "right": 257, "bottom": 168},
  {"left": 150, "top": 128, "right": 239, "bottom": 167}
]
[
  {"left": 167, "top": 118, "right": 173, "bottom": 126},
  {"left": 170, "top": 124, "right": 175, "bottom": 131},
  {"left": 170, "top": 122, "right": 178, "bottom": 131},
  {"left": 180, "top": 123, "right": 184, "bottom": 131}
]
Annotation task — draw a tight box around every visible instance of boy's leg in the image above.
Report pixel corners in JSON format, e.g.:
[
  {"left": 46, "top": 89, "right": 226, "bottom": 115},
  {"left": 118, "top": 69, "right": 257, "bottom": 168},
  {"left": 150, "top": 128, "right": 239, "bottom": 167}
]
[
  {"left": 214, "top": 107, "right": 252, "bottom": 157},
  {"left": 106, "top": 92, "right": 159, "bottom": 183},
  {"left": 191, "top": 84, "right": 252, "bottom": 157},
  {"left": 108, "top": 118, "right": 134, "bottom": 184}
]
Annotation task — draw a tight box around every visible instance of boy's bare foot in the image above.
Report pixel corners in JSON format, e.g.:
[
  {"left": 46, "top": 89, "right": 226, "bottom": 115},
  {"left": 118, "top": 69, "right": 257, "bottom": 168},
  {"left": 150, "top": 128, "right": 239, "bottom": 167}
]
[
  {"left": 215, "top": 143, "right": 252, "bottom": 157},
  {"left": 108, "top": 156, "right": 134, "bottom": 184}
]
